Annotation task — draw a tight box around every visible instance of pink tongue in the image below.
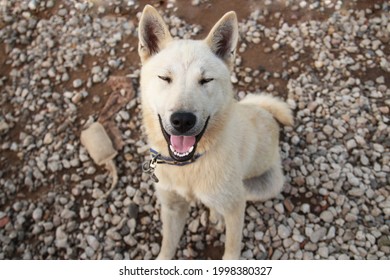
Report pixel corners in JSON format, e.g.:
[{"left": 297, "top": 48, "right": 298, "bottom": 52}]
[{"left": 170, "top": 135, "right": 196, "bottom": 153}]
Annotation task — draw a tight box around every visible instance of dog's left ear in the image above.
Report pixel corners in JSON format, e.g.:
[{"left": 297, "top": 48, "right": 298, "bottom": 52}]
[
  {"left": 205, "top": 11, "right": 238, "bottom": 70},
  {"left": 138, "top": 5, "right": 172, "bottom": 63}
]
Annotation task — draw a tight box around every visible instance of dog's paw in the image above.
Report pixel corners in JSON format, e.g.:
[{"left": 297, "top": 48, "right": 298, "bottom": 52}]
[
  {"left": 222, "top": 252, "right": 241, "bottom": 260},
  {"left": 156, "top": 253, "right": 171, "bottom": 260}
]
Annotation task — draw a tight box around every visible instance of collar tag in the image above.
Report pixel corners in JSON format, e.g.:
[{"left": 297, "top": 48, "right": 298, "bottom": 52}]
[{"left": 142, "top": 154, "right": 159, "bottom": 183}]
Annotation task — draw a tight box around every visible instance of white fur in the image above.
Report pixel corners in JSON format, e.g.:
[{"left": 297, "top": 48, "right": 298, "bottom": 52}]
[{"left": 138, "top": 5, "right": 293, "bottom": 260}]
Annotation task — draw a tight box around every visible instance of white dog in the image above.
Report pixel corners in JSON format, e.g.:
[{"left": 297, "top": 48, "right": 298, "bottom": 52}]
[{"left": 138, "top": 5, "right": 293, "bottom": 259}]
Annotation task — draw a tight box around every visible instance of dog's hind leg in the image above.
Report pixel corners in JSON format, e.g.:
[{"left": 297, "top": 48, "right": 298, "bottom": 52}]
[
  {"left": 244, "top": 164, "right": 285, "bottom": 202},
  {"left": 156, "top": 188, "right": 189, "bottom": 260}
]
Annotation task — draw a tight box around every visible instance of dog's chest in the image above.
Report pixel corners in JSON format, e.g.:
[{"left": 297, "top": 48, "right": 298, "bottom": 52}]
[{"left": 155, "top": 164, "right": 208, "bottom": 202}]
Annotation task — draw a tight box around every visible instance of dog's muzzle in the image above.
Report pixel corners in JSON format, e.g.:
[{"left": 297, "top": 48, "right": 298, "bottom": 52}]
[{"left": 158, "top": 113, "right": 209, "bottom": 162}]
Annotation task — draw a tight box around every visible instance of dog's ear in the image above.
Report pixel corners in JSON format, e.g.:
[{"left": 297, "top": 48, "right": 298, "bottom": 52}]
[
  {"left": 205, "top": 11, "right": 238, "bottom": 70},
  {"left": 138, "top": 5, "right": 172, "bottom": 63}
]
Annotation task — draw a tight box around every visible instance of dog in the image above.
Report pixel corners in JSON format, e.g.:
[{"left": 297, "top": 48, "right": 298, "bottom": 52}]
[{"left": 138, "top": 5, "right": 293, "bottom": 259}]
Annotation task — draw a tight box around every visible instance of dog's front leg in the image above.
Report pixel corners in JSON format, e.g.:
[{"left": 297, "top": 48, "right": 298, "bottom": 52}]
[
  {"left": 156, "top": 188, "right": 189, "bottom": 260},
  {"left": 221, "top": 196, "right": 245, "bottom": 260}
]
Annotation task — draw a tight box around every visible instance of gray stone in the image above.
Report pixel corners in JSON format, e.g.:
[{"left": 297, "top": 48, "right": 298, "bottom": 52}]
[
  {"left": 271, "top": 249, "right": 283, "bottom": 260},
  {"left": 278, "top": 224, "right": 291, "bottom": 239},
  {"left": 360, "top": 155, "right": 369, "bottom": 165},
  {"left": 12, "top": 202, "right": 23, "bottom": 212},
  {"left": 301, "top": 204, "right": 310, "bottom": 213},
  {"left": 124, "top": 234, "right": 137, "bottom": 247},
  {"left": 323, "top": 125, "right": 334, "bottom": 135},
  {"left": 246, "top": 205, "right": 260, "bottom": 219},
  {"left": 150, "top": 243, "right": 160, "bottom": 256},
  {"left": 303, "top": 251, "right": 314, "bottom": 260},
  {"left": 106, "top": 229, "right": 122, "bottom": 241},
  {"left": 345, "top": 213, "right": 358, "bottom": 222},
  {"left": 274, "top": 203, "right": 284, "bottom": 214},
  {"left": 32, "top": 208, "right": 43, "bottom": 221},
  {"left": 320, "top": 210, "right": 334, "bottom": 223},
  {"left": 255, "top": 231, "right": 264, "bottom": 241},
  {"left": 242, "top": 249, "right": 254, "bottom": 259},
  {"left": 92, "top": 74, "right": 102, "bottom": 83},
  {"left": 85, "top": 247, "right": 95, "bottom": 258},
  {"left": 43, "top": 132, "right": 53, "bottom": 145},
  {"left": 0, "top": 121, "right": 10, "bottom": 132},
  {"left": 91, "top": 66, "right": 102, "bottom": 74},
  {"left": 338, "top": 254, "right": 350, "bottom": 260},
  {"left": 28, "top": 0, "right": 37, "bottom": 10},
  {"left": 188, "top": 218, "right": 200, "bottom": 233},
  {"left": 348, "top": 175, "right": 360, "bottom": 187},
  {"left": 61, "top": 209, "right": 76, "bottom": 220},
  {"left": 73, "top": 79, "right": 83, "bottom": 88},
  {"left": 327, "top": 227, "right": 336, "bottom": 239},
  {"left": 86, "top": 235, "right": 100, "bottom": 251},
  {"left": 318, "top": 246, "right": 329, "bottom": 258},
  {"left": 58, "top": 8, "right": 68, "bottom": 16},
  {"left": 348, "top": 188, "right": 364, "bottom": 197},
  {"left": 310, "top": 228, "right": 327, "bottom": 243},
  {"left": 55, "top": 227, "right": 68, "bottom": 248},
  {"left": 72, "top": 92, "right": 83, "bottom": 103},
  {"left": 373, "top": 144, "right": 384, "bottom": 153},
  {"left": 346, "top": 139, "right": 357, "bottom": 150}
]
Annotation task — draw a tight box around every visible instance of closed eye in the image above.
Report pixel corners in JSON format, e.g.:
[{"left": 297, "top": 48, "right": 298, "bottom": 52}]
[
  {"left": 199, "top": 78, "right": 214, "bottom": 85},
  {"left": 158, "top": 75, "right": 172, "bottom": 84}
]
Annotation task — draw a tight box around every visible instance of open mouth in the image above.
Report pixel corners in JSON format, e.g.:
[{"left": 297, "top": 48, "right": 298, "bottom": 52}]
[{"left": 158, "top": 115, "right": 209, "bottom": 162}]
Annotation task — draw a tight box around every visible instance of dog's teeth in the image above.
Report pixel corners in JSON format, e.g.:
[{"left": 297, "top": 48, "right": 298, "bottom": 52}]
[
  {"left": 172, "top": 147, "right": 194, "bottom": 158},
  {"left": 176, "top": 152, "right": 186, "bottom": 157}
]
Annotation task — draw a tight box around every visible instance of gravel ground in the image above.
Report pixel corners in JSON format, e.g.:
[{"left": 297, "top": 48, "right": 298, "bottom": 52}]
[{"left": 0, "top": 0, "right": 389, "bottom": 260}]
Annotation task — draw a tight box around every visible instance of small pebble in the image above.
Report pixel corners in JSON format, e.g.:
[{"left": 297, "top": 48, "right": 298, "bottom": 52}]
[
  {"left": 73, "top": 79, "right": 83, "bottom": 88},
  {"left": 32, "top": 208, "right": 43, "bottom": 221}
]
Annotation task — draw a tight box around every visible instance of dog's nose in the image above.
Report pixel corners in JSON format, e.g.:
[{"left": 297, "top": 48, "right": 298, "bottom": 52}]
[{"left": 170, "top": 112, "right": 197, "bottom": 133}]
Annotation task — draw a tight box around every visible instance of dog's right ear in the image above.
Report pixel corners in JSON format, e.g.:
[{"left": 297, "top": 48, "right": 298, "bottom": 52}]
[{"left": 138, "top": 5, "right": 172, "bottom": 63}]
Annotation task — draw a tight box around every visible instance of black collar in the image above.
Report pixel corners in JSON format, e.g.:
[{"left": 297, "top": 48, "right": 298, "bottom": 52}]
[
  {"left": 149, "top": 148, "right": 202, "bottom": 166},
  {"left": 142, "top": 148, "right": 203, "bottom": 183}
]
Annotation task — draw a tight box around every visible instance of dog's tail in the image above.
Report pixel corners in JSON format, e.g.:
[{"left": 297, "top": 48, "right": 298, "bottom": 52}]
[{"left": 240, "top": 94, "right": 294, "bottom": 126}]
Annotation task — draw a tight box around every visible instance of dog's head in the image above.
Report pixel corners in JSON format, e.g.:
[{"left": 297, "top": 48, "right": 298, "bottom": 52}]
[{"left": 139, "top": 5, "right": 238, "bottom": 162}]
